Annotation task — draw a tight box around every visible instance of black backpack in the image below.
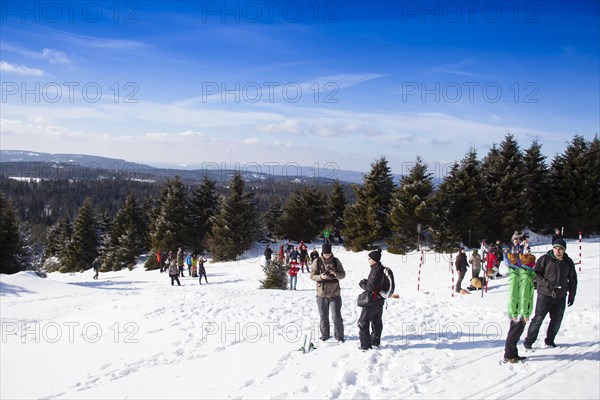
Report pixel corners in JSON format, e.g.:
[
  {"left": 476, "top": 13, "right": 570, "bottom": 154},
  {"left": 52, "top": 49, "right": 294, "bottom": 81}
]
[{"left": 378, "top": 266, "right": 395, "bottom": 299}]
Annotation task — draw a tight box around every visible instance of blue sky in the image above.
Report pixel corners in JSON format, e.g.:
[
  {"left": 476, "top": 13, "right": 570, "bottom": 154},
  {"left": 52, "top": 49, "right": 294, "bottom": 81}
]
[{"left": 1, "top": 1, "right": 598, "bottom": 177}]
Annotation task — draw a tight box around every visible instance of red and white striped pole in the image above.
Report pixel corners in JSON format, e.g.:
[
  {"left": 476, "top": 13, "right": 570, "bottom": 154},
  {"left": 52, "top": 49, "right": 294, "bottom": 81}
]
[
  {"left": 450, "top": 253, "right": 454, "bottom": 297},
  {"left": 578, "top": 230, "right": 583, "bottom": 271},
  {"left": 417, "top": 250, "right": 424, "bottom": 291}
]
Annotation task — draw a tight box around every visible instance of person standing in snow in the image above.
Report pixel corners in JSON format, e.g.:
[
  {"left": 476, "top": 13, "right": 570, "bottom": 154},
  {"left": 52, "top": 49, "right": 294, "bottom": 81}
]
[
  {"left": 92, "top": 257, "right": 100, "bottom": 280},
  {"left": 177, "top": 248, "right": 185, "bottom": 277},
  {"left": 310, "top": 243, "right": 346, "bottom": 343},
  {"left": 168, "top": 257, "right": 181, "bottom": 286},
  {"left": 264, "top": 244, "right": 273, "bottom": 267},
  {"left": 309, "top": 247, "right": 319, "bottom": 264},
  {"left": 470, "top": 249, "right": 482, "bottom": 279},
  {"left": 524, "top": 238, "right": 577, "bottom": 349},
  {"left": 503, "top": 252, "right": 536, "bottom": 363},
  {"left": 299, "top": 241, "right": 309, "bottom": 272},
  {"left": 552, "top": 227, "right": 563, "bottom": 244},
  {"left": 185, "top": 252, "right": 193, "bottom": 277},
  {"left": 288, "top": 259, "right": 299, "bottom": 290},
  {"left": 197, "top": 256, "right": 208, "bottom": 284},
  {"left": 455, "top": 248, "right": 468, "bottom": 293},
  {"left": 357, "top": 249, "right": 386, "bottom": 350}
]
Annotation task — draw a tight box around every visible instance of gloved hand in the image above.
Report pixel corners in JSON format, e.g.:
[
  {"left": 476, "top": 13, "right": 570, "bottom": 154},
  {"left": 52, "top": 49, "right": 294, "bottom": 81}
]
[{"left": 567, "top": 295, "right": 575, "bottom": 307}]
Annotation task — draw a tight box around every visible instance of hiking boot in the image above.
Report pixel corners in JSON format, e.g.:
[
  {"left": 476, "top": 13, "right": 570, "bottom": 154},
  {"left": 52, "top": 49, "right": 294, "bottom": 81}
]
[
  {"left": 523, "top": 342, "right": 532, "bottom": 350},
  {"left": 504, "top": 355, "right": 526, "bottom": 364},
  {"left": 545, "top": 341, "right": 558, "bottom": 348}
]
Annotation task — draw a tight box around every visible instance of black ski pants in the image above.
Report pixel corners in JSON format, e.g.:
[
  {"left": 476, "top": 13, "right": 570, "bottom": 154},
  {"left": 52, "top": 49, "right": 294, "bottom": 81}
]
[
  {"left": 525, "top": 294, "right": 566, "bottom": 346},
  {"left": 358, "top": 298, "right": 385, "bottom": 349},
  {"left": 504, "top": 318, "right": 526, "bottom": 359}
]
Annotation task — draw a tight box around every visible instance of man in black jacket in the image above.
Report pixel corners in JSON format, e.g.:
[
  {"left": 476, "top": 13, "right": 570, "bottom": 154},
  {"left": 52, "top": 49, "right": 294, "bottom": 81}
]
[
  {"left": 357, "top": 249, "right": 386, "bottom": 350},
  {"left": 524, "top": 238, "right": 577, "bottom": 349}
]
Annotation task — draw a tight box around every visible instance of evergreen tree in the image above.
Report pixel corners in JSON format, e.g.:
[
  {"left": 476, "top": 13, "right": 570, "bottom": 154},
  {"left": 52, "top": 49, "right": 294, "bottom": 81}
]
[
  {"left": 44, "top": 216, "right": 72, "bottom": 263},
  {"left": 549, "top": 135, "right": 596, "bottom": 236},
  {"left": 147, "top": 177, "right": 190, "bottom": 269},
  {"left": 280, "top": 187, "right": 327, "bottom": 242},
  {"left": 429, "top": 163, "right": 464, "bottom": 252},
  {"left": 0, "top": 193, "right": 23, "bottom": 274},
  {"left": 62, "top": 198, "right": 98, "bottom": 272},
  {"left": 387, "top": 157, "right": 434, "bottom": 254},
  {"left": 260, "top": 257, "right": 288, "bottom": 290},
  {"left": 523, "top": 140, "right": 549, "bottom": 231},
  {"left": 343, "top": 157, "right": 394, "bottom": 251},
  {"left": 327, "top": 180, "right": 347, "bottom": 229},
  {"left": 208, "top": 173, "right": 259, "bottom": 261},
  {"left": 188, "top": 176, "right": 218, "bottom": 252},
  {"left": 431, "top": 149, "right": 486, "bottom": 248},
  {"left": 480, "top": 143, "right": 503, "bottom": 240},
  {"left": 103, "top": 194, "right": 147, "bottom": 271},
  {"left": 586, "top": 135, "right": 600, "bottom": 234},
  {"left": 263, "top": 196, "right": 283, "bottom": 239}
]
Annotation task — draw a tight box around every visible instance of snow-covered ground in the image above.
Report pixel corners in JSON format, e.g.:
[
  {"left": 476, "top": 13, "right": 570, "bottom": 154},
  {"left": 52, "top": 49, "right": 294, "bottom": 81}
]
[{"left": 1, "top": 237, "right": 599, "bottom": 399}]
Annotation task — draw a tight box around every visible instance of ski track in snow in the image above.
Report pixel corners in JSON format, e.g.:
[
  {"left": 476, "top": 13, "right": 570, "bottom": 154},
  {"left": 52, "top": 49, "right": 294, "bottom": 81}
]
[{"left": 1, "top": 237, "right": 599, "bottom": 399}]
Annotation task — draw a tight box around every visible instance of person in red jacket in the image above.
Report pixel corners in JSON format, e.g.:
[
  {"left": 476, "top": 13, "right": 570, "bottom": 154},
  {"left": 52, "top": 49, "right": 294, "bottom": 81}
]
[{"left": 289, "top": 260, "right": 299, "bottom": 290}]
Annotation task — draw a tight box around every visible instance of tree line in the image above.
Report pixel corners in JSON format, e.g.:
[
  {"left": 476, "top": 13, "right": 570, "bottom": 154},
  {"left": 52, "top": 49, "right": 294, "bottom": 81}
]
[{"left": 0, "top": 134, "right": 598, "bottom": 274}]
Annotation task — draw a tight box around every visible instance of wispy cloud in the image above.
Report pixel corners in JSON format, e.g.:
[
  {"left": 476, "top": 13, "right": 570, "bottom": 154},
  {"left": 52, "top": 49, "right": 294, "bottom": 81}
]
[
  {"left": 41, "top": 48, "right": 71, "bottom": 64},
  {"left": 0, "top": 61, "right": 45, "bottom": 76},
  {"left": 432, "top": 59, "right": 484, "bottom": 78}
]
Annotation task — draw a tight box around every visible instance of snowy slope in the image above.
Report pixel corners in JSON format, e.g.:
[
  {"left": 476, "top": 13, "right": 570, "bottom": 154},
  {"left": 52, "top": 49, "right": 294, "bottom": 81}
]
[{"left": 1, "top": 238, "right": 599, "bottom": 399}]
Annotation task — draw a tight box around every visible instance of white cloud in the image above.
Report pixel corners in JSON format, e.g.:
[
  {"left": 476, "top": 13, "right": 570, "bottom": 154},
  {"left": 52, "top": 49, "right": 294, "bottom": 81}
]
[
  {"left": 243, "top": 138, "right": 260, "bottom": 144},
  {"left": 0, "top": 61, "right": 44, "bottom": 76},
  {"left": 41, "top": 48, "right": 71, "bottom": 64}
]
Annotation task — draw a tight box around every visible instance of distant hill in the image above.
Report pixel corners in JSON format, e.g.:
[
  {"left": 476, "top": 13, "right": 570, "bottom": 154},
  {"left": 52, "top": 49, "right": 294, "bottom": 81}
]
[{"left": 0, "top": 150, "right": 378, "bottom": 184}]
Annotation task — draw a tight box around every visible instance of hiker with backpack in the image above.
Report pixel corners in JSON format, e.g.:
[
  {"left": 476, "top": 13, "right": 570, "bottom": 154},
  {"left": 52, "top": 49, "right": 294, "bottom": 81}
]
[
  {"left": 357, "top": 249, "right": 388, "bottom": 350},
  {"left": 310, "top": 243, "right": 346, "bottom": 343}
]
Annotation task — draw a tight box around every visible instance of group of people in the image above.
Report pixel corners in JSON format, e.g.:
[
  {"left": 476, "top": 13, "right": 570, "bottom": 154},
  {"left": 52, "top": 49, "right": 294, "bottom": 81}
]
[
  {"left": 156, "top": 248, "right": 208, "bottom": 286},
  {"left": 453, "top": 229, "right": 578, "bottom": 363},
  {"left": 264, "top": 241, "right": 321, "bottom": 290}
]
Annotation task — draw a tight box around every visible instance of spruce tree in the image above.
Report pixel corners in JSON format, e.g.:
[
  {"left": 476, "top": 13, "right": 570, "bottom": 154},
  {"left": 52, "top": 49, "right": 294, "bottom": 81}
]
[
  {"left": 62, "top": 198, "right": 98, "bottom": 272},
  {"left": 387, "top": 157, "right": 434, "bottom": 254},
  {"left": 208, "top": 172, "right": 259, "bottom": 261},
  {"left": 0, "top": 193, "right": 23, "bottom": 274},
  {"left": 549, "top": 135, "right": 595, "bottom": 236},
  {"left": 327, "top": 180, "right": 347, "bottom": 229},
  {"left": 260, "top": 257, "right": 288, "bottom": 290},
  {"left": 432, "top": 149, "right": 486, "bottom": 248},
  {"left": 263, "top": 196, "right": 284, "bottom": 240},
  {"left": 188, "top": 176, "right": 218, "bottom": 252},
  {"left": 342, "top": 157, "right": 394, "bottom": 251},
  {"left": 480, "top": 143, "right": 503, "bottom": 240},
  {"left": 103, "top": 194, "right": 147, "bottom": 271},
  {"left": 429, "top": 163, "right": 463, "bottom": 252},
  {"left": 523, "top": 140, "right": 549, "bottom": 231},
  {"left": 586, "top": 136, "right": 600, "bottom": 234},
  {"left": 280, "top": 187, "right": 327, "bottom": 242},
  {"left": 147, "top": 176, "right": 190, "bottom": 267}
]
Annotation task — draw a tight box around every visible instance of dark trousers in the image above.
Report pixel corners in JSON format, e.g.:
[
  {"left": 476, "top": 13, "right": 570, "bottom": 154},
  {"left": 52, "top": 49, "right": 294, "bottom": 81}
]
[
  {"left": 358, "top": 298, "right": 385, "bottom": 349},
  {"left": 179, "top": 266, "right": 184, "bottom": 277},
  {"left": 504, "top": 319, "right": 526, "bottom": 358},
  {"left": 525, "top": 294, "right": 566, "bottom": 346},
  {"left": 456, "top": 268, "right": 466, "bottom": 292},
  {"left": 170, "top": 274, "right": 181, "bottom": 286},
  {"left": 198, "top": 270, "right": 208, "bottom": 284},
  {"left": 316, "top": 296, "right": 344, "bottom": 341}
]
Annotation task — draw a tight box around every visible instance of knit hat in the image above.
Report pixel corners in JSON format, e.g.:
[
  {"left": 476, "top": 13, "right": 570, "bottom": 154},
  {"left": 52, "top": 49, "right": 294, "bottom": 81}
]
[
  {"left": 553, "top": 238, "right": 567, "bottom": 251},
  {"left": 322, "top": 243, "right": 332, "bottom": 254},
  {"left": 368, "top": 249, "right": 382, "bottom": 263}
]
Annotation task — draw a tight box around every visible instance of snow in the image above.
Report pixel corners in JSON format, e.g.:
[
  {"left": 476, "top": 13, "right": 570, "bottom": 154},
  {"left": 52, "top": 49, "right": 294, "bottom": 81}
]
[{"left": 1, "top": 238, "right": 599, "bottom": 399}]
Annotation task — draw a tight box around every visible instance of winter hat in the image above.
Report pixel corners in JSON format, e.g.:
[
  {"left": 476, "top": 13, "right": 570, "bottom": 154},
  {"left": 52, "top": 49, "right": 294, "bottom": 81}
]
[
  {"left": 322, "top": 243, "right": 332, "bottom": 254},
  {"left": 368, "top": 249, "right": 382, "bottom": 263},
  {"left": 553, "top": 238, "right": 567, "bottom": 251}
]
